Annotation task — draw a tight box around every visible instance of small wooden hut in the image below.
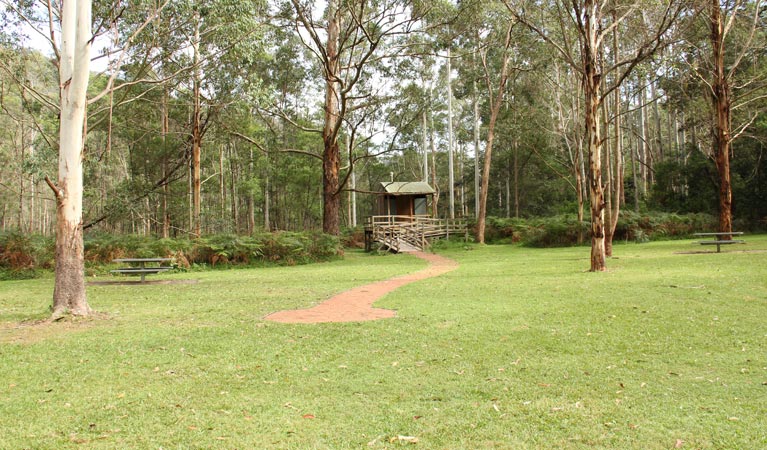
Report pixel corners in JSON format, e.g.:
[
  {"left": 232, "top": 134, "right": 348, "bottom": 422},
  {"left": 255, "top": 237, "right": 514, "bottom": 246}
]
[
  {"left": 375, "top": 181, "right": 435, "bottom": 217},
  {"left": 365, "top": 181, "right": 467, "bottom": 252}
]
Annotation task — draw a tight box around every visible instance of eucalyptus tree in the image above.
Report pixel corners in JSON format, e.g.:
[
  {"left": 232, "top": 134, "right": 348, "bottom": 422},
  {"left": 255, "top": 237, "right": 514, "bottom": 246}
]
[
  {"left": 475, "top": 6, "right": 518, "bottom": 244},
  {"left": 698, "top": 0, "right": 764, "bottom": 235},
  {"left": 167, "top": 0, "right": 265, "bottom": 236},
  {"left": 47, "top": 0, "right": 94, "bottom": 316},
  {"left": 506, "top": 0, "right": 686, "bottom": 271},
  {"left": 274, "top": 0, "right": 432, "bottom": 235},
  {"left": 0, "top": 0, "right": 179, "bottom": 316}
]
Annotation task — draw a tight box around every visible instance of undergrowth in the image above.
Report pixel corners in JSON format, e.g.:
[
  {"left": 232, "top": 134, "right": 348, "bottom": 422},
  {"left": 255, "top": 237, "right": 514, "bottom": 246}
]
[
  {"left": 0, "top": 231, "right": 342, "bottom": 280},
  {"left": 479, "top": 212, "right": 721, "bottom": 247}
]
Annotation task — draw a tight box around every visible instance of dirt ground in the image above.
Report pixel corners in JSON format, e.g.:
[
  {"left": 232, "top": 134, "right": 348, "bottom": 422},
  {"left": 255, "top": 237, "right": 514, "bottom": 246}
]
[{"left": 264, "top": 252, "right": 458, "bottom": 324}]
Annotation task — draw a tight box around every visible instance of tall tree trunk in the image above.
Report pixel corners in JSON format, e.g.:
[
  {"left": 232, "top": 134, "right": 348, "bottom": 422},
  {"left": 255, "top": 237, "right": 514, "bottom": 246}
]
[
  {"left": 247, "top": 148, "right": 256, "bottom": 233},
  {"left": 264, "top": 153, "right": 270, "bottom": 231},
  {"left": 446, "top": 48, "right": 455, "bottom": 219},
  {"left": 555, "top": 64, "right": 585, "bottom": 244},
  {"left": 575, "top": 88, "right": 587, "bottom": 240},
  {"left": 575, "top": 141, "right": 585, "bottom": 244},
  {"left": 710, "top": 0, "right": 733, "bottom": 236},
  {"left": 477, "top": 24, "right": 513, "bottom": 244},
  {"left": 638, "top": 83, "right": 648, "bottom": 198},
  {"left": 322, "top": 0, "right": 342, "bottom": 235},
  {"left": 603, "top": 89, "right": 613, "bottom": 256},
  {"left": 351, "top": 170, "right": 357, "bottom": 227},
  {"left": 161, "top": 85, "right": 170, "bottom": 238},
  {"left": 606, "top": 87, "right": 623, "bottom": 256},
  {"left": 219, "top": 144, "right": 226, "bottom": 229},
  {"left": 652, "top": 81, "right": 664, "bottom": 161},
  {"left": 51, "top": 0, "right": 92, "bottom": 317},
  {"left": 429, "top": 86, "right": 439, "bottom": 217},
  {"left": 473, "top": 80, "right": 481, "bottom": 219},
  {"left": 605, "top": 19, "right": 623, "bottom": 257},
  {"left": 422, "top": 109, "right": 429, "bottom": 183},
  {"left": 459, "top": 143, "right": 466, "bottom": 216},
  {"left": 583, "top": 0, "right": 607, "bottom": 272},
  {"left": 191, "top": 11, "right": 202, "bottom": 237},
  {"left": 19, "top": 107, "right": 25, "bottom": 231},
  {"left": 513, "top": 140, "right": 519, "bottom": 218},
  {"left": 228, "top": 143, "right": 238, "bottom": 233}
]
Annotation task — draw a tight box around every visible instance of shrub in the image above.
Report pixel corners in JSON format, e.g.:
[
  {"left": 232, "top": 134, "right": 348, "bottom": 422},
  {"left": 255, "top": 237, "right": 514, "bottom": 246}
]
[
  {"left": 0, "top": 231, "right": 343, "bottom": 280},
  {"left": 341, "top": 227, "right": 365, "bottom": 249},
  {"left": 0, "top": 232, "right": 54, "bottom": 279},
  {"left": 480, "top": 212, "right": 718, "bottom": 247},
  {"left": 84, "top": 232, "right": 342, "bottom": 268}
]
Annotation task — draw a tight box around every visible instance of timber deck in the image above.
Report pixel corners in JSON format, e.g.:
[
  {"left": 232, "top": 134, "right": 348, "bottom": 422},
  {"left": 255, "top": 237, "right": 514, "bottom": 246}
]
[{"left": 364, "top": 215, "right": 468, "bottom": 253}]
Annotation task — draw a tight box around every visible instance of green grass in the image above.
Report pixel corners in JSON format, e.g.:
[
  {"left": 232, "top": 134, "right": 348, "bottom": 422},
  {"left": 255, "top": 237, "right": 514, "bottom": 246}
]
[{"left": 1, "top": 237, "right": 766, "bottom": 449}]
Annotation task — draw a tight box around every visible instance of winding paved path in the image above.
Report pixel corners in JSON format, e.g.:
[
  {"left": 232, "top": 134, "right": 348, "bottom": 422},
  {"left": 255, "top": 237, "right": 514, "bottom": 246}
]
[{"left": 264, "top": 252, "right": 458, "bottom": 324}]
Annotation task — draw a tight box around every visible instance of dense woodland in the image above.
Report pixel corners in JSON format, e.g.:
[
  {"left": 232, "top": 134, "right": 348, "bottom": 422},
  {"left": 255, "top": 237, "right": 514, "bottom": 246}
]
[{"left": 1, "top": 1, "right": 766, "bottom": 249}]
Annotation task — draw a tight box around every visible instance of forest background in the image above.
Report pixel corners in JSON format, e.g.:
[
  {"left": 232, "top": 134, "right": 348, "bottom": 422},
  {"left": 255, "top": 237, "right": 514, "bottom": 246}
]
[{"left": 1, "top": 0, "right": 765, "bottom": 273}]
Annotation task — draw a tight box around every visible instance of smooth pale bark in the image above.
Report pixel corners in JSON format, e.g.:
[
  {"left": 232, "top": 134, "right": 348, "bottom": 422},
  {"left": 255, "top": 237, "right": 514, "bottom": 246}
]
[
  {"left": 351, "top": 170, "right": 357, "bottom": 227},
  {"left": 638, "top": 84, "right": 648, "bottom": 197},
  {"left": 219, "top": 145, "right": 226, "bottom": 224},
  {"left": 631, "top": 111, "right": 640, "bottom": 212},
  {"left": 247, "top": 148, "right": 256, "bottom": 233},
  {"left": 512, "top": 140, "right": 519, "bottom": 218},
  {"left": 422, "top": 110, "right": 429, "bottom": 183},
  {"left": 710, "top": 0, "right": 733, "bottom": 236},
  {"left": 446, "top": 48, "right": 455, "bottom": 219},
  {"left": 476, "top": 24, "right": 513, "bottom": 245},
  {"left": 605, "top": 85, "right": 623, "bottom": 257},
  {"left": 553, "top": 64, "right": 585, "bottom": 243},
  {"left": 264, "top": 153, "right": 270, "bottom": 231},
  {"left": 228, "top": 145, "right": 239, "bottom": 233},
  {"left": 473, "top": 86, "right": 481, "bottom": 219},
  {"left": 52, "top": 0, "right": 92, "bottom": 317},
  {"left": 605, "top": 17, "right": 623, "bottom": 257},
  {"left": 191, "top": 11, "right": 202, "bottom": 237},
  {"left": 429, "top": 94, "right": 439, "bottom": 217},
  {"left": 161, "top": 85, "right": 170, "bottom": 238}
]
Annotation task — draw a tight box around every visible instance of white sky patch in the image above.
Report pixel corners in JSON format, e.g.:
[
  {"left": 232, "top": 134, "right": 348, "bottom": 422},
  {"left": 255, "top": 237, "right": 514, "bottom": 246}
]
[{"left": 8, "top": 1, "right": 125, "bottom": 74}]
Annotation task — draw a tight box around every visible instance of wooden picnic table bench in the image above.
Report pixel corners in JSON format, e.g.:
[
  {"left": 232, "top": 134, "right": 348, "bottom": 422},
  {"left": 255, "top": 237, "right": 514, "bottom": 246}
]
[
  {"left": 111, "top": 257, "right": 174, "bottom": 283},
  {"left": 693, "top": 232, "right": 745, "bottom": 253}
]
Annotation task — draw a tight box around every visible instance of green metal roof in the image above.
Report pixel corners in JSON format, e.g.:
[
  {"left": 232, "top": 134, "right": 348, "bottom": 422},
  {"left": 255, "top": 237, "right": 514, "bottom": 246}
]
[{"left": 379, "top": 181, "right": 435, "bottom": 195}]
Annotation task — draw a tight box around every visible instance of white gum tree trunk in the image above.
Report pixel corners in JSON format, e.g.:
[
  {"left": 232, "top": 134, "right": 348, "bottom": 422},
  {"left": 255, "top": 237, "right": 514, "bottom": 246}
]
[{"left": 52, "top": 0, "right": 92, "bottom": 317}]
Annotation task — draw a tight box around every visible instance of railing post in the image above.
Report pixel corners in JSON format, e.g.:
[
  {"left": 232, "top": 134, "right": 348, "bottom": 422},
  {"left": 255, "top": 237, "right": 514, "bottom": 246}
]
[{"left": 421, "top": 222, "right": 425, "bottom": 250}]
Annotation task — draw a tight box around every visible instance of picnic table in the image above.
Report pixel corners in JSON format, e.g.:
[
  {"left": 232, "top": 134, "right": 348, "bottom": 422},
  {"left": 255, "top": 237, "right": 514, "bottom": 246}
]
[
  {"left": 111, "top": 257, "right": 174, "bottom": 283},
  {"left": 693, "top": 232, "right": 745, "bottom": 253}
]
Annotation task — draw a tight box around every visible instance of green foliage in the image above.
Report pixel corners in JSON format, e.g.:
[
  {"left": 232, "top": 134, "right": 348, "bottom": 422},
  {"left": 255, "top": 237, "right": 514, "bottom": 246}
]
[
  {"left": 83, "top": 232, "right": 341, "bottom": 269},
  {"left": 480, "top": 212, "right": 718, "bottom": 247},
  {"left": 340, "top": 227, "right": 365, "bottom": 249},
  {"left": 649, "top": 150, "right": 719, "bottom": 215},
  {"left": 0, "top": 232, "right": 54, "bottom": 280},
  {"left": 615, "top": 211, "right": 717, "bottom": 242},
  {"left": 0, "top": 232, "right": 341, "bottom": 280},
  {"left": 478, "top": 215, "right": 587, "bottom": 247}
]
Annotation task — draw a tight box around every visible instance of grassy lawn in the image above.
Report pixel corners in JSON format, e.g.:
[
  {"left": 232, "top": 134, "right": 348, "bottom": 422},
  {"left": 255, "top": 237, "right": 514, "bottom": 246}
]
[{"left": 1, "top": 237, "right": 766, "bottom": 449}]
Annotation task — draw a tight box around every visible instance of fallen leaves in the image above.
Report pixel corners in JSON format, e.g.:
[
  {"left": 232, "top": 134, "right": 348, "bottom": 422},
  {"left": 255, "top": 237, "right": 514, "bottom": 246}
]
[{"left": 390, "top": 435, "right": 419, "bottom": 444}]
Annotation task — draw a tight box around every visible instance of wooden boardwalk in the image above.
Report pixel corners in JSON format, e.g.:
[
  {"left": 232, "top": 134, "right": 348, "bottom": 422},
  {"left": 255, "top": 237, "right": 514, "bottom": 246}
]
[{"left": 364, "top": 215, "right": 468, "bottom": 253}]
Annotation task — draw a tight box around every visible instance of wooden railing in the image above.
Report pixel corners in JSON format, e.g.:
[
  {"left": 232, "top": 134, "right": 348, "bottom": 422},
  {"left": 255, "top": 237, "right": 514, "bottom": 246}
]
[{"left": 364, "top": 215, "right": 468, "bottom": 252}]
